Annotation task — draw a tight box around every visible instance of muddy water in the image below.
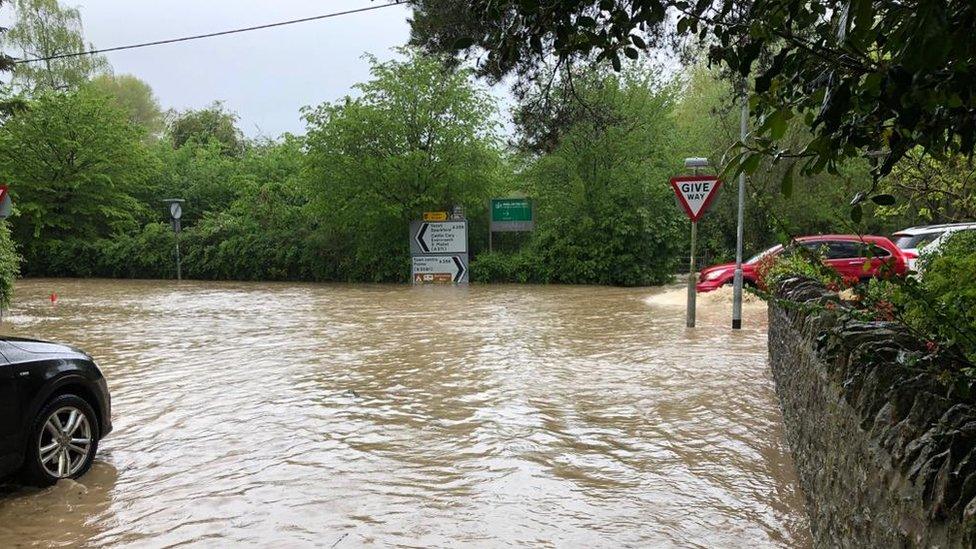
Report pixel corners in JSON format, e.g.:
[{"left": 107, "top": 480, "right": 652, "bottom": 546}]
[{"left": 0, "top": 279, "right": 809, "bottom": 547}]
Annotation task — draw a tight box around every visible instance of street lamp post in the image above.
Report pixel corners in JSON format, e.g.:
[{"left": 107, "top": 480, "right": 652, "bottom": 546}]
[
  {"left": 732, "top": 86, "right": 748, "bottom": 330},
  {"left": 162, "top": 199, "right": 185, "bottom": 281}
]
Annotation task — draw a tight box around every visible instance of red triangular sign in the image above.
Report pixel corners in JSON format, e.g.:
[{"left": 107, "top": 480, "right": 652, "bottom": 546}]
[{"left": 670, "top": 176, "right": 723, "bottom": 222}]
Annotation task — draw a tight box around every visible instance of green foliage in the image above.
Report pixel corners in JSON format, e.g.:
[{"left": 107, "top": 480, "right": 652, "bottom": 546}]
[
  {"left": 409, "top": 0, "right": 976, "bottom": 195},
  {"left": 0, "top": 87, "right": 156, "bottom": 274},
  {"left": 180, "top": 136, "right": 329, "bottom": 281},
  {"left": 757, "top": 247, "right": 836, "bottom": 294},
  {"left": 2, "top": 0, "right": 109, "bottom": 94},
  {"left": 485, "top": 67, "right": 683, "bottom": 286},
  {"left": 673, "top": 65, "right": 906, "bottom": 263},
  {"left": 150, "top": 139, "right": 250, "bottom": 226},
  {"left": 470, "top": 251, "right": 537, "bottom": 283},
  {"left": 877, "top": 150, "right": 976, "bottom": 224},
  {"left": 0, "top": 222, "right": 21, "bottom": 310},
  {"left": 96, "top": 223, "right": 177, "bottom": 279},
  {"left": 0, "top": 1, "right": 13, "bottom": 74},
  {"left": 87, "top": 74, "right": 164, "bottom": 137},
  {"left": 727, "top": 0, "right": 976, "bottom": 180},
  {"left": 899, "top": 232, "right": 976, "bottom": 365},
  {"left": 168, "top": 102, "right": 244, "bottom": 156},
  {"left": 302, "top": 49, "right": 504, "bottom": 282}
]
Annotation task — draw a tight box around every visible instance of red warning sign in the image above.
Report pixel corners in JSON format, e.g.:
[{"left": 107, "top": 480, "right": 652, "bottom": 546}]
[{"left": 670, "top": 176, "right": 723, "bottom": 222}]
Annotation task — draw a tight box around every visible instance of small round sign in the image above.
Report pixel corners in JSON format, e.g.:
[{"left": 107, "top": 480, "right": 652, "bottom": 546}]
[{"left": 170, "top": 202, "right": 183, "bottom": 220}]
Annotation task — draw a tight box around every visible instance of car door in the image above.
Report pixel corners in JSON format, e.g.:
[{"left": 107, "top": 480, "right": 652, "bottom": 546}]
[
  {"left": 0, "top": 352, "right": 19, "bottom": 471},
  {"left": 824, "top": 241, "right": 866, "bottom": 280}
]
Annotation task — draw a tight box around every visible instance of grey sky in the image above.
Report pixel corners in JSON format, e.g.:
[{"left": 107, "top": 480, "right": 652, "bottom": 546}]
[{"left": 71, "top": 0, "right": 480, "bottom": 138}]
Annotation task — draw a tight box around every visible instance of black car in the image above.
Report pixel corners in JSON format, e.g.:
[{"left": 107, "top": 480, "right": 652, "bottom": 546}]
[{"left": 0, "top": 337, "right": 112, "bottom": 486}]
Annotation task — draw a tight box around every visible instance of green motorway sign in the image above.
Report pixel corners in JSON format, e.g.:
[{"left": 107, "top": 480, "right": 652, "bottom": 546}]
[{"left": 491, "top": 198, "right": 533, "bottom": 223}]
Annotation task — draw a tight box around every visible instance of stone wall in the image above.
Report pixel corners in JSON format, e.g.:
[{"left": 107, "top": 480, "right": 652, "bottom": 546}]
[{"left": 768, "top": 277, "right": 976, "bottom": 548}]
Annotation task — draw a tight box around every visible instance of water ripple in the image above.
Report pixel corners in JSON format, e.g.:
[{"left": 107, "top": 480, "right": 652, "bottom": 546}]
[{"left": 0, "top": 280, "right": 810, "bottom": 547}]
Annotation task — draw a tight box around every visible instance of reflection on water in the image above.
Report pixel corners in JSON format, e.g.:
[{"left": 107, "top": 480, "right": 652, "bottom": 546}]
[{"left": 0, "top": 279, "right": 810, "bottom": 547}]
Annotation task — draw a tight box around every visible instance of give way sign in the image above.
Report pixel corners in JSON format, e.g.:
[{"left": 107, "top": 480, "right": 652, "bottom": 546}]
[{"left": 670, "top": 175, "right": 723, "bottom": 222}]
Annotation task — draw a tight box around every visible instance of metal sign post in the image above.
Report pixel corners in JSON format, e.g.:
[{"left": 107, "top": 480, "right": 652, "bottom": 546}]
[
  {"left": 687, "top": 220, "right": 698, "bottom": 327},
  {"left": 162, "top": 199, "right": 185, "bottom": 281},
  {"left": 670, "top": 162, "right": 723, "bottom": 328}
]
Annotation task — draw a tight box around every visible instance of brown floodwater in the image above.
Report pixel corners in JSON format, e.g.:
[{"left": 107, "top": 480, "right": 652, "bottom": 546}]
[{"left": 0, "top": 279, "right": 810, "bottom": 547}]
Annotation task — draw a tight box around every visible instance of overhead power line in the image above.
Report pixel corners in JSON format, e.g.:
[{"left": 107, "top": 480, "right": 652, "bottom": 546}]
[{"left": 13, "top": 1, "right": 407, "bottom": 65}]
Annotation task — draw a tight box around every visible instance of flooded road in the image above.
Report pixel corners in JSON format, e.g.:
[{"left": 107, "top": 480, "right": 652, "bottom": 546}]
[{"left": 0, "top": 279, "right": 810, "bottom": 547}]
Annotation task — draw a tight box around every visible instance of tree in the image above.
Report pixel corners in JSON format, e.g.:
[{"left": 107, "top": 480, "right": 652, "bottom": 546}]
[
  {"left": 150, "top": 138, "right": 252, "bottom": 227},
  {"left": 0, "top": 0, "right": 20, "bottom": 310},
  {"left": 87, "top": 74, "right": 164, "bottom": 137},
  {"left": 0, "top": 0, "right": 15, "bottom": 78},
  {"left": 672, "top": 65, "right": 894, "bottom": 260},
  {"left": 516, "top": 66, "right": 684, "bottom": 285},
  {"left": 408, "top": 1, "right": 976, "bottom": 216},
  {"left": 0, "top": 0, "right": 25, "bottom": 117},
  {"left": 0, "top": 88, "right": 155, "bottom": 273},
  {"left": 878, "top": 151, "right": 976, "bottom": 224},
  {"left": 181, "top": 136, "right": 324, "bottom": 281},
  {"left": 302, "top": 49, "right": 505, "bottom": 282},
  {"left": 2, "top": 0, "right": 108, "bottom": 94},
  {"left": 168, "top": 102, "right": 244, "bottom": 156}
]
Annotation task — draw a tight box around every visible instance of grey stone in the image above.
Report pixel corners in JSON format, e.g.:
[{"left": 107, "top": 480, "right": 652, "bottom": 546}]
[{"left": 769, "top": 278, "right": 976, "bottom": 548}]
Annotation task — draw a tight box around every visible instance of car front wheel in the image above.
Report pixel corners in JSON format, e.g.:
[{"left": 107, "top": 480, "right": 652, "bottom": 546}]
[{"left": 22, "top": 394, "right": 100, "bottom": 486}]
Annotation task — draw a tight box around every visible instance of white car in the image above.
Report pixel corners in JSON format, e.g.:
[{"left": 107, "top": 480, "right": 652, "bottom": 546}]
[
  {"left": 892, "top": 222, "right": 976, "bottom": 271},
  {"left": 912, "top": 226, "right": 976, "bottom": 277}
]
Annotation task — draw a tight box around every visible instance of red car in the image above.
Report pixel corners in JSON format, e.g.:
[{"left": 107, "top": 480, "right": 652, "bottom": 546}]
[{"left": 696, "top": 235, "right": 909, "bottom": 293}]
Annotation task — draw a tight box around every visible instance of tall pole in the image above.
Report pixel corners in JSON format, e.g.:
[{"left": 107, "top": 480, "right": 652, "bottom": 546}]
[
  {"left": 175, "top": 223, "right": 182, "bottom": 281},
  {"left": 686, "top": 165, "right": 701, "bottom": 328},
  {"left": 686, "top": 220, "right": 698, "bottom": 328},
  {"left": 732, "top": 83, "right": 748, "bottom": 330}
]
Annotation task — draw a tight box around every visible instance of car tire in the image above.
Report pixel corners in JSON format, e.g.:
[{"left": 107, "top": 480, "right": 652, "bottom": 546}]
[{"left": 20, "top": 394, "right": 100, "bottom": 487}]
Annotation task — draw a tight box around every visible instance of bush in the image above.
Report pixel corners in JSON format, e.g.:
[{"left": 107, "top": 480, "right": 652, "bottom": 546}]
[
  {"left": 756, "top": 245, "right": 838, "bottom": 292},
  {"left": 98, "top": 223, "right": 179, "bottom": 279},
  {"left": 0, "top": 222, "right": 21, "bottom": 310},
  {"left": 900, "top": 231, "right": 976, "bottom": 364},
  {"left": 470, "top": 251, "right": 539, "bottom": 283}
]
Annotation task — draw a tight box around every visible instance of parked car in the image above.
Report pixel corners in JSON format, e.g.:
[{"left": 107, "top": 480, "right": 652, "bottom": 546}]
[
  {"left": 0, "top": 337, "right": 112, "bottom": 486},
  {"left": 696, "top": 235, "right": 908, "bottom": 292},
  {"left": 892, "top": 222, "right": 976, "bottom": 271},
  {"left": 912, "top": 226, "right": 976, "bottom": 277}
]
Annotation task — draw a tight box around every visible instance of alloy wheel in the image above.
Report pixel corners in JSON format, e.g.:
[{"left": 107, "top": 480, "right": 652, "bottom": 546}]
[{"left": 37, "top": 406, "right": 93, "bottom": 479}]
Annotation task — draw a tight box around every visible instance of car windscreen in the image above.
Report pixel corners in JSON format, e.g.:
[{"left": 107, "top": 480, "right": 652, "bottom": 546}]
[
  {"left": 894, "top": 233, "right": 942, "bottom": 249},
  {"left": 746, "top": 245, "right": 782, "bottom": 264}
]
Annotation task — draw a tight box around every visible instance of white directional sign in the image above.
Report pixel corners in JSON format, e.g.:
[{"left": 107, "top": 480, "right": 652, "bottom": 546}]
[
  {"left": 670, "top": 176, "right": 723, "bottom": 222},
  {"left": 411, "top": 221, "right": 468, "bottom": 254},
  {"left": 170, "top": 202, "right": 183, "bottom": 220},
  {"left": 411, "top": 255, "right": 468, "bottom": 284}
]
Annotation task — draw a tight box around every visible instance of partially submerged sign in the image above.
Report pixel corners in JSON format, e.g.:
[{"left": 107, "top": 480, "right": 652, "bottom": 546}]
[
  {"left": 670, "top": 176, "right": 723, "bottom": 222},
  {"left": 490, "top": 198, "right": 534, "bottom": 232},
  {"left": 410, "top": 221, "right": 468, "bottom": 255},
  {"left": 411, "top": 255, "right": 468, "bottom": 284},
  {"left": 410, "top": 216, "right": 469, "bottom": 285}
]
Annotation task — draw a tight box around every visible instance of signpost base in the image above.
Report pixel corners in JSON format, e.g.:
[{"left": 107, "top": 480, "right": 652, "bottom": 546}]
[
  {"left": 732, "top": 268, "right": 744, "bottom": 330},
  {"left": 686, "top": 221, "right": 697, "bottom": 328}
]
